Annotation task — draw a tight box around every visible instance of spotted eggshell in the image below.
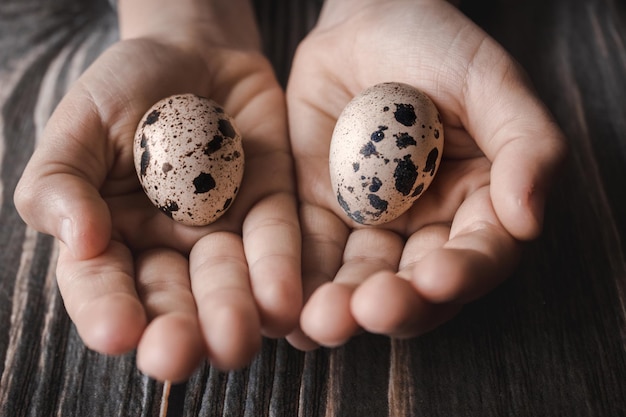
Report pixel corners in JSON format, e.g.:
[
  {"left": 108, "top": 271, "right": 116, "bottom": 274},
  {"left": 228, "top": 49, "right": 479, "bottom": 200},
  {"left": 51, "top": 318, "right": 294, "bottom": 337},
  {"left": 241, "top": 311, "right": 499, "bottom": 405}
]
[
  {"left": 329, "top": 82, "right": 444, "bottom": 225},
  {"left": 133, "top": 94, "right": 244, "bottom": 226}
]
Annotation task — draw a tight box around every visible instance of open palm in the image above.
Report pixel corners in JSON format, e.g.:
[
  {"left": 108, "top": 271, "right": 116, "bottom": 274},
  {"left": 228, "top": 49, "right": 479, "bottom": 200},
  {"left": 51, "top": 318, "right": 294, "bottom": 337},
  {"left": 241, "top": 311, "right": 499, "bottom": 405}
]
[
  {"left": 286, "top": 0, "right": 565, "bottom": 349},
  {"left": 15, "top": 37, "right": 300, "bottom": 380}
]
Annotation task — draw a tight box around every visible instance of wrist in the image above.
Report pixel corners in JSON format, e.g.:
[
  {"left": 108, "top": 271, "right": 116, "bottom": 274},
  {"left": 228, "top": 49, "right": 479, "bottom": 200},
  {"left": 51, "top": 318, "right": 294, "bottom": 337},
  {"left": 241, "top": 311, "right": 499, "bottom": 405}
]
[
  {"left": 118, "top": 0, "right": 261, "bottom": 51},
  {"left": 318, "top": 0, "right": 457, "bottom": 27},
  {"left": 317, "top": 0, "right": 381, "bottom": 27}
]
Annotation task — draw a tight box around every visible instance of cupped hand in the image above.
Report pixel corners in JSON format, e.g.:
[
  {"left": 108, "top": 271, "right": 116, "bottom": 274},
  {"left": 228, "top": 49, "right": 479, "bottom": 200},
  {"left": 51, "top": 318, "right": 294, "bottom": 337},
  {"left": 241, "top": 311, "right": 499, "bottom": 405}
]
[
  {"left": 286, "top": 0, "right": 566, "bottom": 349},
  {"left": 14, "top": 33, "right": 301, "bottom": 381}
]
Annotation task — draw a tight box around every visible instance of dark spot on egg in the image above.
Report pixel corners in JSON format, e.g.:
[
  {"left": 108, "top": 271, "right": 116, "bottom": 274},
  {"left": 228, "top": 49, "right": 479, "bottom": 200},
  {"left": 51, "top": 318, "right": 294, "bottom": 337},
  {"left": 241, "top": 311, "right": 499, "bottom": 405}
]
[
  {"left": 162, "top": 162, "right": 173, "bottom": 173},
  {"left": 193, "top": 172, "right": 216, "bottom": 194},
  {"left": 218, "top": 119, "right": 236, "bottom": 139},
  {"left": 394, "top": 155, "right": 418, "bottom": 196},
  {"left": 159, "top": 200, "right": 179, "bottom": 218},
  {"left": 337, "top": 191, "right": 351, "bottom": 214},
  {"left": 360, "top": 142, "right": 378, "bottom": 157},
  {"left": 434, "top": 129, "right": 440, "bottom": 139},
  {"left": 222, "top": 197, "right": 233, "bottom": 211},
  {"left": 140, "top": 150, "right": 150, "bottom": 177},
  {"left": 144, "top": 110, "right": 160, "bottom": 126},
  {"left": 337, "top": 191, "right": 365, "bottom": 224},
  {"left": 204, "top": 135, "right": 224, "bottom": 155},
  {"left": 368, "top": 194, "right": 388, "bottom": 212},
  {"left": 350, "top": 210, "right": 365, "bottom": 224},
  {"left": 371, "top": 126, "right": 388, "bottom": 143},
  {"left": 411, "top": 183, "right": 425, "bottom": 197},
  {"left": 140, "top": 134, "right": 148, "bottom": 148},
  {"left": 383, "top": 106, "right": 390, "bottom": 112},
  {"left": 423, "top": 147, "right": 439, "bottom": 176},
  {"left": 369, "top": 177, "right": 383, "bottom": 192},
  {"left": 395, "top": 132, "right": 417, "bottom": 149},
  {"left": 394, "top": 103, "right": 417, "bottom": 126},
  {"left": 353, "top": 162, "right": 360, "bottom": 172}
]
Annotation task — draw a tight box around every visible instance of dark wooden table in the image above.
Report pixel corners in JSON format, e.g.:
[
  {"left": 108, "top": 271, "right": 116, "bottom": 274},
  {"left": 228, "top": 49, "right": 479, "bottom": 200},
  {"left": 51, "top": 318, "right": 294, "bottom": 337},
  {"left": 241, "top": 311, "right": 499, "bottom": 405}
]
[{"left": 1, "top": 0, "right": 625, "bottom": 415}]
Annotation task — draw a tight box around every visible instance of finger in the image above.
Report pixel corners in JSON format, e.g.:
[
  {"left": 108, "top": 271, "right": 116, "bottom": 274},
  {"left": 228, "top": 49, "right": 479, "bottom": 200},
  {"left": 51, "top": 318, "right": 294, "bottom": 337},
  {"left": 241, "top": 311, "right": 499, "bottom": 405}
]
[
  {"left": 243, "top": 192, "right": 302, "bottom": 338},
  {"left": 462, "top": 47, "right": 567, "bottom": 240},
  {"left": 490, "top": 132, "right": 566, "bottom": 240},
  {"left": 411, "top": 186, "right": 520, "bottom": 303},
  {"left": 56, "top": 240, "right": 146, "bottom": 355},
  {"left": 286, "top": 204, "right": 349, "bottom": 351},
  {"left": 351, "top": 271, "right": 462, "bottom": 338},
  {"left": 398, "top": 224, "right": 451, "bottom": 277},
  {"left": 352, "top": 226, "right": 456, "bottom": 337},
  {"left": 403, "top": 157, "right": 490, "bottom": 233},
  {"left": 189, "top": 232, "right": 261, "bottom": 370},
  {"left": 300, "top": 228, "right": 403, "bottom": 347},
  {"left": 134, "top": 249, "right": 204, "bottom": 383},
  {"left": 337, "top": 228, "right": 404, "bottom": 286},
  {"left": 14, "top": 87, "right": 112, "bottom": 260}
]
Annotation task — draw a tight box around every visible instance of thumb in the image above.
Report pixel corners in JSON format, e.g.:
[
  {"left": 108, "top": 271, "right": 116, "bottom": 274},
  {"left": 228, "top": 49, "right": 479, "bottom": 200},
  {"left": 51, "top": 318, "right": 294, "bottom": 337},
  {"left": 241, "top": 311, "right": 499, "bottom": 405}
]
[
  {"left": 14, "top": 88, "right": 112, "bottom": 259},
  {"left": 461, "top": 40, "right": 567, "bottom": 240}
]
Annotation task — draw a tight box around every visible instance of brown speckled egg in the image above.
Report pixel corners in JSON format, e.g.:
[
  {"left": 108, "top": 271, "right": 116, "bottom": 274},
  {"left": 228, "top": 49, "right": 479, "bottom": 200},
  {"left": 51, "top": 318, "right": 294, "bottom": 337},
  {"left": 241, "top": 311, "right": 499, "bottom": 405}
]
[
  {"left": 133, "top": 93, "right": 244, "bottom": 226},
  {"left": 329, "top": 82, "right": 444, "bottom": 225}
]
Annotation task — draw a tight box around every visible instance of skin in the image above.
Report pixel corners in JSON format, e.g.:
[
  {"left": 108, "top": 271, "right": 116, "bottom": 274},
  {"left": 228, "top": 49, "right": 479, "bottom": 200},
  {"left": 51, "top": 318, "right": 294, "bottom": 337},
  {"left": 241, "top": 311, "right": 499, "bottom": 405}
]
[
  {"left": 14, "top": 0, "right": 301, "bottom": 382},
  {"left": 285, "top": 0, "right": 566, "bottom": 349},
  {"left": 13, "top": 0, "right": 566, "bottom": 381}
]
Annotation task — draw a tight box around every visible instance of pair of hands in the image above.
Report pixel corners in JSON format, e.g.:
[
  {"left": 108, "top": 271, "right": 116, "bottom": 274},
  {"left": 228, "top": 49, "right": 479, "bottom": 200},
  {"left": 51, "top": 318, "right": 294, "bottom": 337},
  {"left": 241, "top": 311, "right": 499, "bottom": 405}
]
[{"left": 14, "top": 0, "right": 565, "bottom": 382}]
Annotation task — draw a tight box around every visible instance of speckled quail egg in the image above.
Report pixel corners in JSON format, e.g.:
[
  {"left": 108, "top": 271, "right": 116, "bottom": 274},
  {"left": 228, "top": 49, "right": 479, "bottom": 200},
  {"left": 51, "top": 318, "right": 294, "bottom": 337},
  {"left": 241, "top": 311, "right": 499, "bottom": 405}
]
[
  {"left": 329, "top": 82, "right": 444, "bottom": 225},
  {"left": 133, "top": 93, "right": 244, "bottom": 226}
]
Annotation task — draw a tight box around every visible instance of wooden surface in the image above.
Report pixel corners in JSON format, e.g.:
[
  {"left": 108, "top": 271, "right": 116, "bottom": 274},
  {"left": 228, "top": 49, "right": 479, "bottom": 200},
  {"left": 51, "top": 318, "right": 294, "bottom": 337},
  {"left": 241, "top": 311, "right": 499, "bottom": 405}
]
[{"left": 1, "top": 0, "right": 626, "bottom": 416}]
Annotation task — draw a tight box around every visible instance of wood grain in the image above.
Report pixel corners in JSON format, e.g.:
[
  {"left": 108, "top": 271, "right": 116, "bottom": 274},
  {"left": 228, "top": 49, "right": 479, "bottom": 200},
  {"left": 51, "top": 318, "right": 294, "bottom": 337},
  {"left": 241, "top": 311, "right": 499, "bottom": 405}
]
[{"left": 1, "top": 0, "right": 625, "bottom": 416}]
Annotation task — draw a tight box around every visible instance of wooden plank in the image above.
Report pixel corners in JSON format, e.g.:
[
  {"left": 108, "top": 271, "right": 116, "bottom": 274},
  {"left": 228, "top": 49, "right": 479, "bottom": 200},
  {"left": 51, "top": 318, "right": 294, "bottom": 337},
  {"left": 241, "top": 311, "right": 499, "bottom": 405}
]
[{"left": 0, "top": 0, "right": 625, "bottom": 415}]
